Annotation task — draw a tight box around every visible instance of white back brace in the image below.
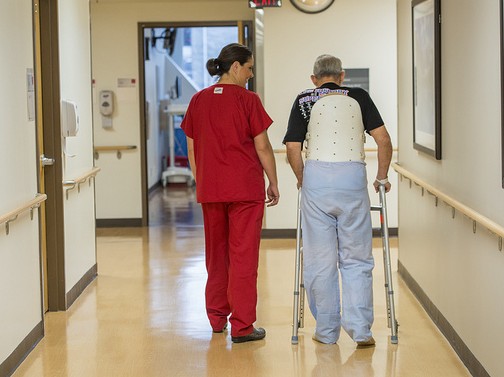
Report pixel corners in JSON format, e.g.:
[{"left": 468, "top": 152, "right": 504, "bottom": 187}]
[{"left": 305, "top": 94, "right": 366, "bottom": 162}]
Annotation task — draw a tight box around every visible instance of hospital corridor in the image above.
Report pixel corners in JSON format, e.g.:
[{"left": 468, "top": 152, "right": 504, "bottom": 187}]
[
  {"left": 11, "top": 186, "right": 470, "bottom": 377},
  {"left": 2, "top": 0, "right": 503, "bottom": 376}
]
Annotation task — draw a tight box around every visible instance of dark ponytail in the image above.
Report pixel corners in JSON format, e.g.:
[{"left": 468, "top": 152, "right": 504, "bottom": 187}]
[
  {"left": 206, "top": 58, "right": 222, "bottom": 76},
  {"left": 206, "top": 43, "right": 253, "bottom": 77}
]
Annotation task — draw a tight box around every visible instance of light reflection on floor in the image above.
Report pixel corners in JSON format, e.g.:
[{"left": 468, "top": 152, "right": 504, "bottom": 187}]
[{"left": 11, "top": 184, "right": 471, "bottom": 377}]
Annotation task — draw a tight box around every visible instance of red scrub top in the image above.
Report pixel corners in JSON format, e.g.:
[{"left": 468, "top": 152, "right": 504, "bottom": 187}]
[{"left": 181, "top": 84, "right": 273, "bottom": 203}]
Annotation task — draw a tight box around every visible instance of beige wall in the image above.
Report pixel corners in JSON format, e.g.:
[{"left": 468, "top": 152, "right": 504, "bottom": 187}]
[
  {"left": 262, "top": 0, "right": 398, "bottom": 228},
  {"left": 0, "top": 0, "right": 42, "bottom": 363},
  {"left": 1, "top": 0, "right": 97, "bottom": 367},
  {"left": 90, "top": 1, "right": 255, "bottom": 220},
  {"left": 90, "top": 0, "right": 399, "bottom": 228},
  {"left": 397, "top": 0, "right": 504, "bottom": 375},
  {"left": 59, "top": 0, "right": 97, "bottom": 293}
]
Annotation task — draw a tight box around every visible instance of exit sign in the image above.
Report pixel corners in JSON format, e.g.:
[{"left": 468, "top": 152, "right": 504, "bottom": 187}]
[{"left": 248, "top": 0, "right": 282, "bottom": 8}]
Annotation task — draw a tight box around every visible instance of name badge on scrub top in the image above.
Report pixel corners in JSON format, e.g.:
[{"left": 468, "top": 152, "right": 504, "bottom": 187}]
[{"left": 214, "top": 87, "right": 224, "bottom": 94}]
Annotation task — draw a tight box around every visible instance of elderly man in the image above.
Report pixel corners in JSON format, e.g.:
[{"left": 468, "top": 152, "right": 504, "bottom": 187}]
[{"left": 283, "top": 55, "right": 392, "bottom": 347}]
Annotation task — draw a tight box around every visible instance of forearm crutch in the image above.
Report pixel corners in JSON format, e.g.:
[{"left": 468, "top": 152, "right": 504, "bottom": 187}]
[
  {"left": 291, "top": 189, "right": 305, "bottom": 345},
  {"left": 371, "top": 184, "right": 399, "bottom": 344}
]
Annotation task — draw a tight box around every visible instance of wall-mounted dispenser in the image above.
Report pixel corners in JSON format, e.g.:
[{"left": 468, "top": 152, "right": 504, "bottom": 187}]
[
  {"left": 99, "top": 90, "right": 114, "bottom": 129},
  {"left": 61, "top": 100, "right": 79, "bottom": 137}
]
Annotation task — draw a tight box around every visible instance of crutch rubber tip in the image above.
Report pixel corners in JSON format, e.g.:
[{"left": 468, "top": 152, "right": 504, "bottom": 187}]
[
  {"left": 391, "top": 336, "right": 398, "bottom": 344},
  {"left": 291, "top": 336, "right": 299, "bottom": 345}
]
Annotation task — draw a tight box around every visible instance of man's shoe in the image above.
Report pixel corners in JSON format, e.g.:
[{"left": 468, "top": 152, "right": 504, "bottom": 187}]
[
  {"left": 312, "top": 334, "right": 336, "bottom": 344},
  {"left": 356, "top": 337, "right": 376, "bottom": 348},
  {"left": 212, "top": 323, "right": 227, "bottom": 333},
  {"left": 231, "top": 327, "right": 266, "bottom": 343}
]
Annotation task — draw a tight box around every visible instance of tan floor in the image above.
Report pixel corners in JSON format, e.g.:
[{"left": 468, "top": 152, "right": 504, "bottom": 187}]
[{"left": 13, "top": 186, "right": 471, "bottom": 377}]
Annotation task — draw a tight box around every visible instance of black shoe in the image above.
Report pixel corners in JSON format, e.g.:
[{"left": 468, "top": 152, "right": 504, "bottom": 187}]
[{"left": 231, "top": 327, "right": 266, "bottom": 343}]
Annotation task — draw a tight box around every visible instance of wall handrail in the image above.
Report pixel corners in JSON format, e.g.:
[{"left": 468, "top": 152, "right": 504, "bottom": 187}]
[
  {"left": 0, "top": 194, "right": 47, "bottom": 235},
  {"left": 94, "top": 145, "right": 136, "bottom": 159},
  {"left": 392, "top": 162, "right": 504, "bottom": 251},
  {"left": 273, "top": 147, "right": 398, "bottom": 154},
  {"left": 63, "top": 167, "right": 101, "bottom": 199}
]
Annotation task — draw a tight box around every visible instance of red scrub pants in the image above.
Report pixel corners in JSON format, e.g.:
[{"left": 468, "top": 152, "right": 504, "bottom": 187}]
[{"left": 202, "top": 200, "right": 264, "bottom": 337}]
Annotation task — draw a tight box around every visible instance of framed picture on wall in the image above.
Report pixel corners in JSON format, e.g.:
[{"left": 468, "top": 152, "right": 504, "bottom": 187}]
[
  {"left": 412, "top": 0, "right": 441, "bottom": 160},
  {"left": 501, "top": 0, "right": 504, "bottom": 188}
]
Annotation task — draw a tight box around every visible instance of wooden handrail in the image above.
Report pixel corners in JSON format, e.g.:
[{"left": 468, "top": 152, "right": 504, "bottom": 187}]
[
  {"left": 365, "top": 147, "right": 399, "bottom": 153},
  {"left": 94, "top": 145, "right": 136, "bottom": 152},
  {"left": 94, "top": 145, "right": 136, "bottom": 160},
  {"left": 0, "top": 194, "right": 47, "bottom": 235},
  {"left": 392, "top": 162, "right": 504, "bottom": 250},
  {"left": 63, "top": 167, "right": 101, "bottom": 199},
  {"left": 273, "top": 147, "right": 398, "bottom": 154}
]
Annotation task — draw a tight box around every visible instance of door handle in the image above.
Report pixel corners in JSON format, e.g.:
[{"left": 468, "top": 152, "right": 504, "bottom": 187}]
[{"left": 40, "top": 154, "right": 55, "bottom": 166}]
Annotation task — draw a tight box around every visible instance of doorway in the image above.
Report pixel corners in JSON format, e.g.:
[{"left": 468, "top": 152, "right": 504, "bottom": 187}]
[{"left": 137, "top": 21, "right": 254, "bottom": 226}]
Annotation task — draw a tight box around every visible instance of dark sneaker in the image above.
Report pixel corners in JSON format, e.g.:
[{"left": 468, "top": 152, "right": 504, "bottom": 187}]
[
  {"left": 231, "top": 327, "right": 266, "bottom": 343},
  {"left": 356, "top": 337, "right": 376, "bottom": 348}
]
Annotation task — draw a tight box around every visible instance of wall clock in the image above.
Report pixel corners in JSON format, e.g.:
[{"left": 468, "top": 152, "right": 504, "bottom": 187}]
[{"left": 290, "top": 0, "right": 335, "bottom": 14}]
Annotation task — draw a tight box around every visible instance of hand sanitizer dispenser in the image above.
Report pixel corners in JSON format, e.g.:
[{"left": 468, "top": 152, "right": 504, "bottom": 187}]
[
  {"left": 100, "top": 90, "right": 114, "bottom": 129},
  {"left": 61, "top": 100, "right": 79, "bottom": 137}
]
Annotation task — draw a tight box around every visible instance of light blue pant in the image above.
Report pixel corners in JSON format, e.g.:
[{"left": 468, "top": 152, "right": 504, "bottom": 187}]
[{"left": 302, "top": 160, "right": 374, "bottom": 344}]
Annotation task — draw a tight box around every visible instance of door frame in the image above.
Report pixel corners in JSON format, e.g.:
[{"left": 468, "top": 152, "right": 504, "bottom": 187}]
[
  {"left": 33, "top": 0, "right": 49, "bottom": 313},
  {"left": 137, "top": 21, "right": 255, "bottom": 226},
  {"left": 37, "top": 0, "right": 67, "bottom": 311}
]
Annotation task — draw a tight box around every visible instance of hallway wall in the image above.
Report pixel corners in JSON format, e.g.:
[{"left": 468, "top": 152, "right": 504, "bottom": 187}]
[
  {"left": 90, "top": 0, "right": 399, "bottom": 229},
  {"left": 396, "top": 0, "right": 504, "bottom": 375},
  {"left": 90, "top": 1, "right": 254, "bottom": 221},
  {"left": 1, "top": 0, "right": 97, "bottom": 373},
  {"left": 59, "top": 0, "right": 97, "bottom": 299},
  {"left": 260, "top": 0, "right": 398, "bottom": 229},
  {"left": 0, "top": 0, "right": 42, "bottom": 365}
]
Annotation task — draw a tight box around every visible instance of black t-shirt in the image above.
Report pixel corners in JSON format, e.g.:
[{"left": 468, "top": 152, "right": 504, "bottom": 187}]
[{"left": 283, "top": 82, "right": 384, "bottom": 144}]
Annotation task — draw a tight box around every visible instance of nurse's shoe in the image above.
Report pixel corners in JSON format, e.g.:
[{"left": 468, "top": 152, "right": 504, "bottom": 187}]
[
  {"left": 356, "top": 337, "right": 375, "bottom": 348},
  {"left": 231, "top": 327, "right": 266, "bottom": 343}
]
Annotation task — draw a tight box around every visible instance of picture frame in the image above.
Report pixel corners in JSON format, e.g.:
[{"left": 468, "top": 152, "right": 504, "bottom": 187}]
[
  {"left": 412, "top": 0, "right": 442, "bottom": 160},
  {"left": 501, "top": 0, "right": 504, "bottom": 187}
]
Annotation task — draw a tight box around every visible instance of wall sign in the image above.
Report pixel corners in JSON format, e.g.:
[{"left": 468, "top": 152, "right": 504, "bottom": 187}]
[{"left": 344, "top": 68, "right": 370, "bottom": 92}]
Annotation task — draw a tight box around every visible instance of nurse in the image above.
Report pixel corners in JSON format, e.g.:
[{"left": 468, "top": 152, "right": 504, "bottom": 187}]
[{"left": 181, "top": 43, "right": 279, "bottom": 343}]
